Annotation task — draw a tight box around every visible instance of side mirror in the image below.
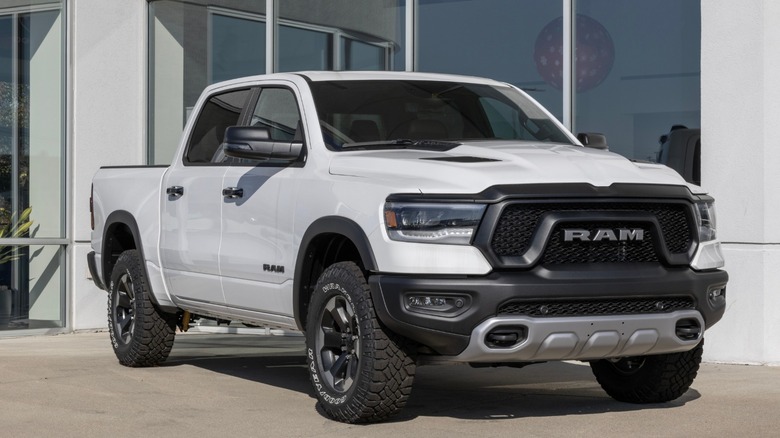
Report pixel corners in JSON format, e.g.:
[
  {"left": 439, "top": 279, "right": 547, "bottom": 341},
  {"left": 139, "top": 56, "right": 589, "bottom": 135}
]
[
  {"left": 577, "top": 132, "right": 608, "bottom": 150},
  {"left": 222, "top": 126, "right": 303, "bottom": 161}
]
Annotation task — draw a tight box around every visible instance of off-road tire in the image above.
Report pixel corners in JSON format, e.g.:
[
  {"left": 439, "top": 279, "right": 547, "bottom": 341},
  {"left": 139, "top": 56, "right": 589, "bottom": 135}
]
[
  {"left": 108, "top": 250, "right": 177, "bottom": 367},
  {"left": 590, "top": 340, "right": 703, "bottom": 403},
  {"left": 306, "top": 261, "right": 415, "bottom": 423}
]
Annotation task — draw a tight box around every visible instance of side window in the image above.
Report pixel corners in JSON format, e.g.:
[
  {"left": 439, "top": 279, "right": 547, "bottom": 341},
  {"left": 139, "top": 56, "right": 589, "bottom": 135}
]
[
  {"left": 250, "top": 88, "right": 302, "bottom": 141},
  {"left": 185, "top": 88, "right": 251, "bottom": 164}
]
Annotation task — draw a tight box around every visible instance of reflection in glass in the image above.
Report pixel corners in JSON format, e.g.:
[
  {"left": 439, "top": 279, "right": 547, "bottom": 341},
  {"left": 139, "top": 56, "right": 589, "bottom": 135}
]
[
  {"left": 0, "top": 245, "right": 65, "bottom": 330},
  {"left": 278, "top": 0, "right": 404, "bottom": 72},
  {"left": 278, "top": 25, "right": 332, "bottom": 71},
  {"left": 342, "top": 38, "right": 386, "bottom": 71},
  {"left": 417, "top": 0, "right": 562, "bottom": 120},
  {"left": 210, "top": 13, "right": 265, "bottom": 84},
  {"left": 575, "top": 0, "right": 701, "bottom": 161}
]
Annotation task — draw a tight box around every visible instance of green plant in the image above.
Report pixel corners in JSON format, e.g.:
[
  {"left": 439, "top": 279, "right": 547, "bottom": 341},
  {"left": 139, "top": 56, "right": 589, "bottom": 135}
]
[{"left": 0, "top": 206, "right": 34, "bottom": 265}]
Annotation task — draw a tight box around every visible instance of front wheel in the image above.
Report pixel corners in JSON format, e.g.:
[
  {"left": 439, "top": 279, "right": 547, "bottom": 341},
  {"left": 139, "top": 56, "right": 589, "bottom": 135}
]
[
  {"left": 108, "top": 249, "right": 177, "bottom": 367},
  {"left": 590, "top": 340, "right": 703, "bottom": 403},
  {"left": 305, "top": 262, "right": 415, "bottom": 423}
]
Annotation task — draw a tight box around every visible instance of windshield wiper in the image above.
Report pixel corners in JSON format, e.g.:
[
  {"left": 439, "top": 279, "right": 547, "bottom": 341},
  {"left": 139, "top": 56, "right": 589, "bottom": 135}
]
[{"left": 341, "top": 139, "right": 461, "bottom": 151}]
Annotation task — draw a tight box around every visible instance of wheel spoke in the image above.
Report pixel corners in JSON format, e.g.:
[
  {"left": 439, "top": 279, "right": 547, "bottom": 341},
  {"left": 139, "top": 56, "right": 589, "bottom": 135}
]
[
  {"left": 118, "top": 312, "right": 132, "bottom": 332},
  {"left": 330, "top": 302, "right": 352, "bottom": 332},
  {"left": 120, "top": 275, "right": 132, "bottom": 295},
  {"left": 117, "top": 290, "right": 131, "bottom": 309},
  {"left": 329, "top": 352, "right": 350, "bottom": 382}
]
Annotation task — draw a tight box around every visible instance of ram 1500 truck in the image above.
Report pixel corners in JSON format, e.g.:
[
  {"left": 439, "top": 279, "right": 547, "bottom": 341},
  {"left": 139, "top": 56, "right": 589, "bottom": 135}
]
[{"left": 88, "top": 71, "right": 728, "bottom": 423}]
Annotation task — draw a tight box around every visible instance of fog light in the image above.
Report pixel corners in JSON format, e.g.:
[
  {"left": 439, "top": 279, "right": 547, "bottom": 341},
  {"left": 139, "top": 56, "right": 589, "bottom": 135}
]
[
  {"left": 404, "top": 293, "right": 471, "bottom": 316},
  {"left": 408, "top": 296, "right": 447, "bottom": 308},
  {"left": 708, "top": 286, "right": 726, "bottom": 305}
]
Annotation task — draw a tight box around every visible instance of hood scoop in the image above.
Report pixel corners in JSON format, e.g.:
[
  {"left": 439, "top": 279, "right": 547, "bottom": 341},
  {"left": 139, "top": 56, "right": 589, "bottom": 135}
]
[{"left": 419, "top": 156, "right": 501, "bottom": 163}]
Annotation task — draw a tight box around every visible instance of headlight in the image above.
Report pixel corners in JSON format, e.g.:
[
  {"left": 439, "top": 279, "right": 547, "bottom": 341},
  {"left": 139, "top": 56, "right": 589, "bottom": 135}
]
[
  {"left": 695, "top": 201, "right": 717, "bottom": 242},
  {"left": 692, "top": 200, "right": 724, "bottom": 270},
  {"left": 384, "top": 202, "right": 486, "bottom": 245}
]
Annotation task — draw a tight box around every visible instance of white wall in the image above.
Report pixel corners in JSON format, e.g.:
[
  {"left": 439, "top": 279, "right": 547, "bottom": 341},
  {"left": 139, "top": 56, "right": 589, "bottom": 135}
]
[
  {"left": 69, "top": 0, "right": 146, "bottom": 330},
  {"left": 701, "top": 0, "right": 780, "bottom": 364}
]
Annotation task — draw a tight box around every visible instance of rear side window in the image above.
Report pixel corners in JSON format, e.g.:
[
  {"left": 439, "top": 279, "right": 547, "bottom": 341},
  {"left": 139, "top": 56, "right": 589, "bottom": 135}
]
[{"left": 185, "top": 88, "right": 251, "bottom": 164}]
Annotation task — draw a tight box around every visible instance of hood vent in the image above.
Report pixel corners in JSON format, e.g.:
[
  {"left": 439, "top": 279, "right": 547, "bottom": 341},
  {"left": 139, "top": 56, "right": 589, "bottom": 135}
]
[{"left": 420, "top": 156, "right": 501, "bottom": 163}]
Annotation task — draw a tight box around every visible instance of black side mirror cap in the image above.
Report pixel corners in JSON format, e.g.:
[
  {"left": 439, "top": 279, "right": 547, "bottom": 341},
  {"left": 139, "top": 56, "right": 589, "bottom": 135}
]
[
  {"left": 577, "top": 132, "right": 608, "bottom": 150},
  {"left": 222, "top": 126, "right": 303, "bottom": 161}
]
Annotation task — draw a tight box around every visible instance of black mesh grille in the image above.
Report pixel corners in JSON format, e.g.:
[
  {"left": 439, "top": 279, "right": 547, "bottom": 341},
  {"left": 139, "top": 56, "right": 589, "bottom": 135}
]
[
  {"left": 490, "top": 202, "right": 693, "bottom": 259},
  {"left": 542, "top": 222, "right": 657, "bottom": 264},
  {"left": 497, "top": 297, "right": 695, "bottom": 317}
]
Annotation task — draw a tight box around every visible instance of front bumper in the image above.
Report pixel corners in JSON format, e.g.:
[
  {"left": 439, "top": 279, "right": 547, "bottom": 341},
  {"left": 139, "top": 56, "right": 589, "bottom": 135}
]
[{"left": 369, "top": 265, "right": 728, "bottom": 358}]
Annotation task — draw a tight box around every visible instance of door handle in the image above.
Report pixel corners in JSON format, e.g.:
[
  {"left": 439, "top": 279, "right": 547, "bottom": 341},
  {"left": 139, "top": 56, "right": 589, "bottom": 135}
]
[
  {"left": 222, "top": 187, "right": 243, "bottom": 199},
  {"left": 166, "top": 186, "right": 184, "bottom": 197}
]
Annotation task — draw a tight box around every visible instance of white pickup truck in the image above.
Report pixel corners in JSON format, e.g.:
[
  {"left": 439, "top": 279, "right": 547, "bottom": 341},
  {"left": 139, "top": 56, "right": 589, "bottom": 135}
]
[{"left": 88, "top": 71, "right": 728, "bottom": 423}]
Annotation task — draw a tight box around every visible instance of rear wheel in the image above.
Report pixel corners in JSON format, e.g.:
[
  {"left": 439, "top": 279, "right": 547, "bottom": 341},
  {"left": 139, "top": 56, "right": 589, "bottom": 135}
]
[
  {"left": 590, "top": 340, "right": 703, "bottom": 403},
  {"left": 306, "top": 261, "right": 415, "bottom": 423},
  {"left": 108, "top": 250, "right": 177, "bottom": 367}
]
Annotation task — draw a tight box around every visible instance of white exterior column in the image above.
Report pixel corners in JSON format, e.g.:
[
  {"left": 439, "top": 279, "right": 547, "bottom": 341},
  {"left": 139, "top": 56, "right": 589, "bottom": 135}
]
[
  {"left": 701, "top": 0, "right": 780, "bottom": 364},
  {"left": 69, "top": 0, "right": 147, "bottom": 330}
]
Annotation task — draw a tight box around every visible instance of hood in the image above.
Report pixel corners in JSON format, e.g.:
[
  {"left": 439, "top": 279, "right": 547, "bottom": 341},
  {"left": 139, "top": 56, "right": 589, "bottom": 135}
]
[{"left": 328, "top": 141, "right": 698, "bottom": 194}]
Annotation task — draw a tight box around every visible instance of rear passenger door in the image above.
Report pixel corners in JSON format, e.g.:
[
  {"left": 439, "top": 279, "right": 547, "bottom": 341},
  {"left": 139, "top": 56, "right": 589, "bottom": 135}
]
[
  {"left": 219, "top": 84, "right": 305, "bottom": 321},
  {"left": 159, "top": 87, "right": 253, "bottom": 306}
]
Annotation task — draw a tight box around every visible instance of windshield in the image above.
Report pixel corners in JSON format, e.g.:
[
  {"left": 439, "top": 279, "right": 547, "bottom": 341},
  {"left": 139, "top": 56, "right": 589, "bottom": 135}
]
[{"left": 308, "top": 80, "right": 574, "bottom": 150}]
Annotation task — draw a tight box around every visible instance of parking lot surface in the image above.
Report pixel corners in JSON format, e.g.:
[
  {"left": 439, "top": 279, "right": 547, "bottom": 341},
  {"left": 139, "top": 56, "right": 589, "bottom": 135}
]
[{"left": 1, "top": 331, "right": 778, "bottom": 437}]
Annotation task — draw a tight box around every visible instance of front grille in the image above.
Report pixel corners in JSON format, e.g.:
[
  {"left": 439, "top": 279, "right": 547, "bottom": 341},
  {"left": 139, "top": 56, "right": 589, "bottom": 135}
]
[
  {"left": 497, "top": 297, "right": 695, "bottom": 317},
  {"left": 490, "top": 202, "right": 693, "bottom": 260},
  {"left": 542, "top": 222, "right": 657, "bottom": 264}
]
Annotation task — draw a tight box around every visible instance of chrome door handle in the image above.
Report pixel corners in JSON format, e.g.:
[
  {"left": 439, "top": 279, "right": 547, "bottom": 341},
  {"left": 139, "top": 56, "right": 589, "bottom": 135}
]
[
  {"left": 166, "top": 186, "right": 184, "bottom": 197},
  {"left": 222, "top": 187, "right": 243, "bottom": 199}
]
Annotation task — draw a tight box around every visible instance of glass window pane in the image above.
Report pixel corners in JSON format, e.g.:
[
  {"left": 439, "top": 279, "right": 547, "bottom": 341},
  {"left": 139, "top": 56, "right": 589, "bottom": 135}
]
[
  {"left": 418, "top": 0, "right": 562, "bottom": 120},
  {"left": 0, "top": 17, "right": 12, "bottom": 212},
  {"left": 278, "top": 25, "right": 332, "bottom": 71},
  {"left": 574, "top": 0, "right": 701, "bottom": 162},
  {"left": 20, "top": 10, "right": 63, "bottom": 239},
  {"left": 341, "top": 38, "right": 386, "bottom": 71},
  {"left": 278, "top": 0, "right": 405, "bottom": 72},
  {"left": 210, "top": 13, "right": 265, "bottom": 83},
  {"left": 0, "top": 245, "right": 65, "bottom": 330},
  {"left": 251, "top": 88, "right": 301, "bottom": 141}
]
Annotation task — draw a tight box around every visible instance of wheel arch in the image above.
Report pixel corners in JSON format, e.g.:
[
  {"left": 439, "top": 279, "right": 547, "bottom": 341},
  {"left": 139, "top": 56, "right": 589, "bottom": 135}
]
[
  {"left": 293, "top": 216, "right": 378, "bottom": 331},
  {"left": 101, "top": 211, "right": 144, "bottom": 286}
]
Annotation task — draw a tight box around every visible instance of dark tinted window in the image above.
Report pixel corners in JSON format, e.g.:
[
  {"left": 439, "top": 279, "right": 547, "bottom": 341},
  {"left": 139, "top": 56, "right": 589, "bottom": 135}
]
[
  {"left": 185, "top": 88, "right": 251, "bottom": 164},
  {"left": 309, "top": 80, "right": 573, "bottom": 149}
]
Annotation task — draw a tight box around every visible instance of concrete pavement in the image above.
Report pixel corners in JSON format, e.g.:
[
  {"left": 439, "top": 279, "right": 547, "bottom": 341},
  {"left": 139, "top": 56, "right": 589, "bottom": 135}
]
[{"left": 1, "top": 331, "right": 778, "bottom": 437}]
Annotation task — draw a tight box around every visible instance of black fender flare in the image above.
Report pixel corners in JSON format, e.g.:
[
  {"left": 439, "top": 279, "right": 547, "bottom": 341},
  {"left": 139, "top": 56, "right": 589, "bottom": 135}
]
[
  {"left": 101, "top": 210, "right": 144, "bottom": 285},
  {"left": 101, "top": 211, "right": 174, "bottom": 311},
  {"left": 293, "top": 216, "right": 378, "bottom": 330}
]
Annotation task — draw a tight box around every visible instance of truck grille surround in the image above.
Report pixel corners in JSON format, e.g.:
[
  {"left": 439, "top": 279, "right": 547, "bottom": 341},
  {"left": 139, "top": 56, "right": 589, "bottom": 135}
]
[{"left": 484, "top": 201, "right": 695, "bottom": 267}]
